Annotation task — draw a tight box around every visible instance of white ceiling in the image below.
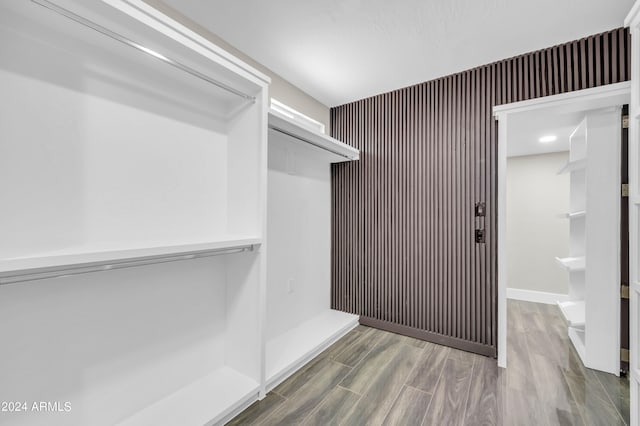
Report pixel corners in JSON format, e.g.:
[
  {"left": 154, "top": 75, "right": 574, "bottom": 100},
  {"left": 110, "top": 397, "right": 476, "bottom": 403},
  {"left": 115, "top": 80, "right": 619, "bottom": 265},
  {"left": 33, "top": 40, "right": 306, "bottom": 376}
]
[
  {"left": 163, "top": 0, "right": 633, "bottom": 107},
  {"left": 507, "top": 109, "right": 584, "bottom": 158}
]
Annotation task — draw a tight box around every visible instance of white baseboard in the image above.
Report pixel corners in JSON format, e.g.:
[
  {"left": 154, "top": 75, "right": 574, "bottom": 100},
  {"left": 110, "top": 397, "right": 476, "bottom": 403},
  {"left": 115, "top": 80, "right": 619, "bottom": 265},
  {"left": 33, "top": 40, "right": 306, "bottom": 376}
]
[{"left": 507, "top": 288, "right": 570, "bottom": 305}]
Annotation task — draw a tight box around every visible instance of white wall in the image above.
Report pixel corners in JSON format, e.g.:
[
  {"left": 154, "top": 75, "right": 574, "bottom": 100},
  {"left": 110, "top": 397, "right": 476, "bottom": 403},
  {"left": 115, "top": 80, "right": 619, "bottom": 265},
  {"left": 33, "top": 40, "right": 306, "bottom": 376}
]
[{"left": 507, "top": 151, "right": 570, "bottom": 295}]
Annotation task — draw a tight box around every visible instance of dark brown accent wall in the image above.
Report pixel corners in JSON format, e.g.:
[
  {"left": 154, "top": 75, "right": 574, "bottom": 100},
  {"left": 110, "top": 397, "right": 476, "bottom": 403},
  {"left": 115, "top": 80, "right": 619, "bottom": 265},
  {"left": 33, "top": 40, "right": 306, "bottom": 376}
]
[{"left": 330, "top": 28, "right": 630, "bottom": 357}]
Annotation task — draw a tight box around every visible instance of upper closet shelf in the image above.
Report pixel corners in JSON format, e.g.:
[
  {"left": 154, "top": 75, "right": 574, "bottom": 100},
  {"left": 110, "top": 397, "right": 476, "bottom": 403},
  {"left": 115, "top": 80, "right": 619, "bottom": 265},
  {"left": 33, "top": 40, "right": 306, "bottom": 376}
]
[
  {"left": 0, "top": 237, "right": 261, "bottom": 285},
  {"left": 557, "top": 158, "right": 586, "bottom": 175},
  {"left": 555, "top": 256, "right": 586, "bottom": 271},
  {"left": 268, "top": 109, "right": 360, "bottom": 162},
  {"left": 13, "top": 0, "right": 269, "bottom": 120},
  {"left": 559, "top": 210, "right": 586, "bottom": 219}
]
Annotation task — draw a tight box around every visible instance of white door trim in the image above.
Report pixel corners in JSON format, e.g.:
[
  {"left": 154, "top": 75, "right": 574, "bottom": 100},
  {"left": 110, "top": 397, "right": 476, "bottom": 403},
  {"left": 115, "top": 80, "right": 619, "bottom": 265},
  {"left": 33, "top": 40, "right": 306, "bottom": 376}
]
[{"left": 493, "top": 81, "right": 630, "bottom": 368}]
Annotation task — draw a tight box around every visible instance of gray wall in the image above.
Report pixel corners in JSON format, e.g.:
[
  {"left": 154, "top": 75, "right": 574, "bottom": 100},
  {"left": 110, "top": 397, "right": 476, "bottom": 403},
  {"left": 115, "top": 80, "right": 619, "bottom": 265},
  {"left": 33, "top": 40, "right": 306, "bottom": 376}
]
[
  {"left": 142, "top": 0, "right": 330, "bottom": 132},
  {"left": 507, "top": 151, "right": 570, "bottom": 295}
]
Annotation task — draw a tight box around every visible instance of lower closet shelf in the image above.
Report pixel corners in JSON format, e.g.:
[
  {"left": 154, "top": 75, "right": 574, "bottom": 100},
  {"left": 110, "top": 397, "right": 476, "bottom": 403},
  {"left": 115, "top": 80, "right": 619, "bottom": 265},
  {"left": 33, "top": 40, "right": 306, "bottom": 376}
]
[
  {"left": 266, "top": 309, "right": 359, "bottom": 391},
  {"left": 117, "top": 367, "right": 259, "bottom": 426},
  {"left": 557, "top": 300, "right": 585, "bottom": 327},
  {"left": 568, "top": 326, "right": 586, "bottom": 364}
]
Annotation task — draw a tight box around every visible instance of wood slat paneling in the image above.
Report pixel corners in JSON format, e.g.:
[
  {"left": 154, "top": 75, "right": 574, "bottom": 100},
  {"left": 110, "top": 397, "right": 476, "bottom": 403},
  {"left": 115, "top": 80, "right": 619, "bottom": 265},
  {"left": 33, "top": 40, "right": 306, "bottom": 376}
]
[{"left": 330, "top": 28, "right": 630, "bottom": 357}]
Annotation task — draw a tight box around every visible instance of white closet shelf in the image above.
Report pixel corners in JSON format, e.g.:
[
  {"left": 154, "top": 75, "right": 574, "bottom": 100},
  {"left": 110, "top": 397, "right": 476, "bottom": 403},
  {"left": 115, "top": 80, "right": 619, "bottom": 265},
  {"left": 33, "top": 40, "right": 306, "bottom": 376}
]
[
  {"left": 555, "top": 256, "right": 586, "bottom": 271},
  {"left": 16, "top": 0, "right": 265, "bottom": 120},
  {"left": 559, "top": 210, "right": 586, "bottom": 219},
  {"left": 557, "top": 158, "right": 586, "bottom": 174},
  {"left": 265, "top": 309, "right": 359, "bottom": 391},
  {"left": 0, "top": 237, "right": 261, "bottom": 284},
  {"left": 117, "top": 367, "right": 259, "bottom": 426},
  {"left": 557, "top": 300, "right": 586, "bottom": 327},
  {"left": 268, "top": 109, "right": 360, "bottom": 162}
]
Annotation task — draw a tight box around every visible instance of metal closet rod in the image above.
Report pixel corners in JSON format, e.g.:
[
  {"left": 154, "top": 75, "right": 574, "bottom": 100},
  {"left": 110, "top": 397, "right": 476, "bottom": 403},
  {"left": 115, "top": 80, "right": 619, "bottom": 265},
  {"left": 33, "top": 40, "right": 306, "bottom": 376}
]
[
  {"left": 0, "top": 245, "right": 255, "bottom": 285},
  {"left": 31, "top": 0, "right": 256, "bottom": 103}
]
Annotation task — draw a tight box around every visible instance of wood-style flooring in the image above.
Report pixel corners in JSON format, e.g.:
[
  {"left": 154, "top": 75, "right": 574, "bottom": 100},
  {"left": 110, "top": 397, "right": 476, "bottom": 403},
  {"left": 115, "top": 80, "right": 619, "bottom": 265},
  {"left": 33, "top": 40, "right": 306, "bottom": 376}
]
[{"left": 227, "top": 300, "right": 629, "bottom": 425}]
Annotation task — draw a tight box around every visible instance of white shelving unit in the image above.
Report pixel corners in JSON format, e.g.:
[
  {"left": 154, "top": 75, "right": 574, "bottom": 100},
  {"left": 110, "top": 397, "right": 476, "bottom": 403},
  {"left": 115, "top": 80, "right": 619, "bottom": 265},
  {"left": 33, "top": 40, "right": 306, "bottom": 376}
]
[
  {"left": 555, "top": 111, "right": 621, "bottom": 375},
  {"left": 265, "top": 109, "right": 359, "bottom": 392},
  {"left": 0, "top": 1, "right": 268, "bottom": 425}
]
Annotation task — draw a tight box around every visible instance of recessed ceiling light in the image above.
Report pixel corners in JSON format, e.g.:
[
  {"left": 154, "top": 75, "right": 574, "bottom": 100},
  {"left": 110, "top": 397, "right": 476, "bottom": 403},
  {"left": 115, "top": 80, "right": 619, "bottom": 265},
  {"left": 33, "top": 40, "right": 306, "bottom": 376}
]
[{"left": 539, "top": 135, "right": 557, "bottom": 143}]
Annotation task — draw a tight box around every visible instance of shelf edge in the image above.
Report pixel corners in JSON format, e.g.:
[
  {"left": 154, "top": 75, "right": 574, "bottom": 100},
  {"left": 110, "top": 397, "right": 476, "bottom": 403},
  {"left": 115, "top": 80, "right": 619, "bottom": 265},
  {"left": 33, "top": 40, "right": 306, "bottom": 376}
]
[
  {"left": 554, "top": 256, "right": 586, "bottom": 271},
  {"left": 268, "top": 110, "right": 360, "bottom": 161},
  {"left": 0, "top": 239, "right": 261, "bottom": 285}
]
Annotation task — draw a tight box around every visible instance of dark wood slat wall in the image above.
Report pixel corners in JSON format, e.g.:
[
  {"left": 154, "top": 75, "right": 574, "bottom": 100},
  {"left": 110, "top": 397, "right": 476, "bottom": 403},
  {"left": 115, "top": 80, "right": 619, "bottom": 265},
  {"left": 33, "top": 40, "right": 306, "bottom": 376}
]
[{"left": 330, "top": 28, "right": 630, "bottom": 357}]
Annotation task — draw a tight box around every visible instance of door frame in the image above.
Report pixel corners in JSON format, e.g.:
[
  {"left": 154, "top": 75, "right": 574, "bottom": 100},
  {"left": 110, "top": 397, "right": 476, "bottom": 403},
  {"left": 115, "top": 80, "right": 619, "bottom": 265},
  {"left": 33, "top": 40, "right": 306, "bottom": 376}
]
[{"left": 493, "top": 81, "right": 630, "bottom": 368}]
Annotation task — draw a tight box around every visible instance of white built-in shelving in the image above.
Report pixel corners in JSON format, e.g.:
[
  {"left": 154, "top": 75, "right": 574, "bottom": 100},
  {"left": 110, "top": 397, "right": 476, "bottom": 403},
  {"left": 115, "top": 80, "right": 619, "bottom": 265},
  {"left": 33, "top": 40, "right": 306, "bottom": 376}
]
[
  {"left": 555, "top": 110, "right": 621, "bottom": 375},
  {"left": 265, "top": 108, "right": 359, "bottom": 392},
  {"left": 118, "top": 368, "right": 260, "bottom": 426},
  {"left": 0, "top": 1, "right": 268, "bottom": 425}
]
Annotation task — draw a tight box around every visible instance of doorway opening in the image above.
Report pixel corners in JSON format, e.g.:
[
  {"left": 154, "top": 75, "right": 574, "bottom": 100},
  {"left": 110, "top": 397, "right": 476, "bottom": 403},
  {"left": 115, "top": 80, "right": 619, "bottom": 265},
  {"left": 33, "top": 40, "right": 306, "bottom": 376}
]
[{"left": 494, "top": 82, "right": 630, "bottom": 372}]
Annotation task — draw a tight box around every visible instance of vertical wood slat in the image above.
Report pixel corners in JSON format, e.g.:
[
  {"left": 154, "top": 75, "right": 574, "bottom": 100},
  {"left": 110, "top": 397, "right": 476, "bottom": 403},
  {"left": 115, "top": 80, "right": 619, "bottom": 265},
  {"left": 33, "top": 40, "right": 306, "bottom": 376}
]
[{"left": 334, "top": 28, "right": 628, "bottom": 356}]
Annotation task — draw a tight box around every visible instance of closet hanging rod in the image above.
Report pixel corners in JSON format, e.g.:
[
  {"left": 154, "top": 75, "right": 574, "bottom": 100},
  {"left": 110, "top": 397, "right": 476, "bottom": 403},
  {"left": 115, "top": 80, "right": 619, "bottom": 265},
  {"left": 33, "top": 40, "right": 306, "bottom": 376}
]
[
  {"left": 269, "top": 126, "right": 357, "bottom": 161},
  {"left": 31, "top": 0, "right": 256, "bottom": 103},
  {"left": 0, "top": 245, "right": 256, "bottom": 285}
]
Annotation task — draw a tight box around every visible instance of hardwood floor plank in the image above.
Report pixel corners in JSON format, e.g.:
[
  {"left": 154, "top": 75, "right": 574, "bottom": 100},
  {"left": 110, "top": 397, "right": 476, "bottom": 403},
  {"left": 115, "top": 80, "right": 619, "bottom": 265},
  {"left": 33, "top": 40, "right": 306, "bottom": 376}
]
[
  {"left": 421, "top": 350, "right": 475, "bottom": 425},
  {"left": 565, "top": 370, "right": 626, "bottom": 425},
  {"left": 302, "top": 386, "right": 360, "bottom": 426},
  {"left": 505, "top": 326, "right": 537, "bottom": 394},
  {"left": 323, "top": 329, "right": 364, "bottom": 360},
  {"left": 226, "top": 392, "right": 286, "bottom": 426},
  {"left": 405, "top": 343, "right": 446, "bottom": 394},
  {"left": 377, "top": 329, "right": 427, "bottom": 349},
  {"left": 504, "top": 303, "right": 547, "bottom": 425},
  {"left": 272, "top": 352, "right": 332, "bottom": 399},
  {"left": 465, "top": 355, "right": 500, "bottom": 425},
  {"left": 508, "top": 299, "right": 526, "bottom": 333},
  {"left": 338, "top": 336, "right": 404, "bottom": 394},
  {"left": 382, "top": 385, "right": 432, "bottom": 426},
  {"left": 592, "top": 370, "right": 630, "bottom": 425},
  {"left": 503, "top": 387, "right": 547, "bottom": 426},
  {"left": 260, "top": 361, "right": 351, "bottom": 425},
  {"left": 529, "top": 353, "right": 585, "bottom": 425},
  {"left": 333, "top": 326, "right": 382, "bottom": 367},
  {"left": 341, "top": 344, "right": 422, "bottom": 425}
]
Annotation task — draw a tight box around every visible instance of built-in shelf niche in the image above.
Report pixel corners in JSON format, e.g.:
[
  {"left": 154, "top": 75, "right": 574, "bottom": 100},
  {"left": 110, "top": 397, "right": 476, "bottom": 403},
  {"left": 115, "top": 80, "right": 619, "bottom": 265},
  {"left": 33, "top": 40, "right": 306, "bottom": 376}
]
[{"left": 265, "top": 108, "right": 359, "bottom": 392}]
